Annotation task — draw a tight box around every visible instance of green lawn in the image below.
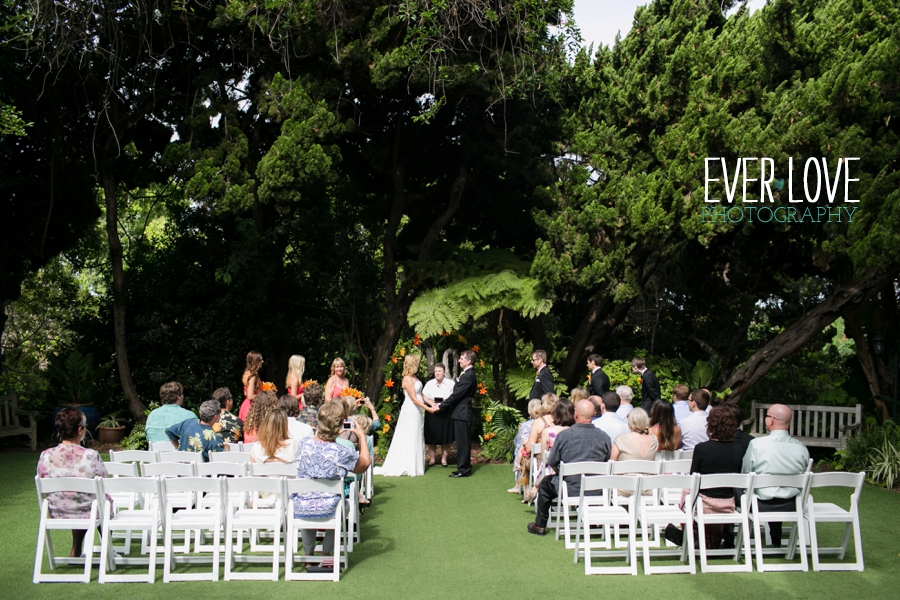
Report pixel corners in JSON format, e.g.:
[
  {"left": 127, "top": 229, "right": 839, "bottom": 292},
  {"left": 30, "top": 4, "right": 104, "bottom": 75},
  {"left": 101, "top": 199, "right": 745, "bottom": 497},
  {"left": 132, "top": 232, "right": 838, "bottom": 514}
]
[{"left": 3, "top": 451, "right": 899, "bottom": 599}]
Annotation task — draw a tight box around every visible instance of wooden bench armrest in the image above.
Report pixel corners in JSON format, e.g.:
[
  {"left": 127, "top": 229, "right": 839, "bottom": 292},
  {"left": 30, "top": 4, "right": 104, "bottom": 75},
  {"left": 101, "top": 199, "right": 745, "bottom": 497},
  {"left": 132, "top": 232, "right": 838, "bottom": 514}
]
[
  {"left": 740, "top": 415, "right": 756, "bottom": 431},
  {"left": 840, "top": 421, "right": 863, "bottom": 434}
]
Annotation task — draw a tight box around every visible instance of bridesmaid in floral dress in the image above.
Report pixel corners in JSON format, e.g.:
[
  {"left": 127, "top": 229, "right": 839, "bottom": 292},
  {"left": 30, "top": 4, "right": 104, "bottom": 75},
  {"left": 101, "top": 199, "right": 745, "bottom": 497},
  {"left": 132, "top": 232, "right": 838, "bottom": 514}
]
[{"left": 37, "top": 407, "right": 110, "bottom": 557}]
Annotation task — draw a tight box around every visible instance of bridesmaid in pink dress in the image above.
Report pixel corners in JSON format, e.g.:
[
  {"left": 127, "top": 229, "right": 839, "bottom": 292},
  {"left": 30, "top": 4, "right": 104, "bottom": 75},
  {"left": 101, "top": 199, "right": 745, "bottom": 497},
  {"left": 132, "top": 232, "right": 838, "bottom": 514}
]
[
  {"left": 285, "top": 354, "right": 306, "bottom": 409},
  {"left": 238, "top": 351, "right": 263, "bottom": 423},
  {"left": 324, "top": 357, "right": 349, "bottom": 400}
]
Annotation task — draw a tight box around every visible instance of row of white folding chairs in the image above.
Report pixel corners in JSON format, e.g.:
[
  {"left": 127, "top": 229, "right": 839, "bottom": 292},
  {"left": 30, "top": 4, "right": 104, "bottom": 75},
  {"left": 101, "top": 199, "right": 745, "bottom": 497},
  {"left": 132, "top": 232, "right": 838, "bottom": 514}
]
[
  {"left": 148, "top": 441, "right": 258, "bottom": 453},
  {"left": 563, "top": 469, "right": 864, "bottom": 576},
  {"left": 34, "top": 474, "right": 352, "bottom": 583}
]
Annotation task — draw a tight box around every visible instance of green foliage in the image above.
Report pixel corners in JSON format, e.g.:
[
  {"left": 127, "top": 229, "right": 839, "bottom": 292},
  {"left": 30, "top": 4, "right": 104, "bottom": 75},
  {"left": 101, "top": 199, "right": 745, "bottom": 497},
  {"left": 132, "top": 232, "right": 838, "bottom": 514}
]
[
  {"left": 836, "top": 422, "right": 900, "bottom": 489},
  {"left": 98, "top": 410, "right": 127, "bottom": 428},
  {"left": 479, "top": 399, "right": 524, "bottom": 462},
  {"left": 47, "top": 350, "right": 114, "bottom": 406},
  {"left": 0, "top": 102, "right": 29, "bottom": 136},
  {"left": 121, "top": 422, "right": 147, "bottom": 451}
]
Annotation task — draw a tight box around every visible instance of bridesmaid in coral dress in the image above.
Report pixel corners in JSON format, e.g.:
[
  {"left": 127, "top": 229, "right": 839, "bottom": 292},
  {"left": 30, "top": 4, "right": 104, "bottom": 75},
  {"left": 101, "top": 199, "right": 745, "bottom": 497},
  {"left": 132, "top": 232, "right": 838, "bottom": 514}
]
[
  {"left": 238, "top": 350, "right": 263, "bottom": 424},
  {"left": 324, "top": 357, "right": 350, "bottom": 401}
]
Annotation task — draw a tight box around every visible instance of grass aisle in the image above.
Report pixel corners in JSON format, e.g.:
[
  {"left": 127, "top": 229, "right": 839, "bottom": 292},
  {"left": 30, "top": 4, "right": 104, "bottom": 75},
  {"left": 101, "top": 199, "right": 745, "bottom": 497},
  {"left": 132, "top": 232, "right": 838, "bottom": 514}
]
[{"left": 2, "top": 453, "right": 899, "bottom": 599}]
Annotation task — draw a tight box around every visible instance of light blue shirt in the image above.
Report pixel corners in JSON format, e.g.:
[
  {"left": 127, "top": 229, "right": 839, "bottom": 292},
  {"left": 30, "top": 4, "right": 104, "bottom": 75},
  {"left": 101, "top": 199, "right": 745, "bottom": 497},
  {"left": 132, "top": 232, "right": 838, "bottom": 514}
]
[
  {"left": 146, "top": 404, "right": 196, "bottom": 443},
  {"left": 742, "top": 430, "right": 810, "bottom": 500},
  {"left": 680, "top": 410, "right": 709, "bottom": 451},
  {"left": 673, "top": 401, "right": 691, "bottom": 426},
  {"left": 592, "top": 413, "right": 630, "bottom": 445}
]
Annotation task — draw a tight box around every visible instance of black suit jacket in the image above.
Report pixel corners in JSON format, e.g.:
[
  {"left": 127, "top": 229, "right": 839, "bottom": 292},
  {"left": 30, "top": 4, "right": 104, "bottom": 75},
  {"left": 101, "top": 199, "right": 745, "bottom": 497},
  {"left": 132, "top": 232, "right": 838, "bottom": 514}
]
[
  {"left": 588, "top": 368, "right": 610, "bottom": 397},
  {"left": 440, "top": 367, "right": 476, "bottom": 423},
  {"left": 529, "top": 365, "right": 555, "bottom": 400},
  {"left": 640, "top": 369, "right": 662, "bottom": 406}
]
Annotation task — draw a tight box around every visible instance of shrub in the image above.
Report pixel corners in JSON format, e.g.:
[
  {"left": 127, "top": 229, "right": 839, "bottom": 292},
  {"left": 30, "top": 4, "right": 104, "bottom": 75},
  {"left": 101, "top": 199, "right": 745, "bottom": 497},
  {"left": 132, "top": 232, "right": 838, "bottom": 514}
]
[
  {"left": 835, "top": 421, "right": 900, "bottom": 489},
  {"left": 479, "top": 399, "right": 524, "bottom": 462}
]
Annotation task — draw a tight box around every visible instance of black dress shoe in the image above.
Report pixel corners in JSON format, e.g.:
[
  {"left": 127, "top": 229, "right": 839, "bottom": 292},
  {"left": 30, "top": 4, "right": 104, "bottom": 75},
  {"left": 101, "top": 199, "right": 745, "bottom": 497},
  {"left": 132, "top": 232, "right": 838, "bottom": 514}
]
[
  {"left": 449, "top": 471, "right": 470, "bottom": 478},
  {"left": 527, "top": 522, "right": 547, "bottom": 536}
]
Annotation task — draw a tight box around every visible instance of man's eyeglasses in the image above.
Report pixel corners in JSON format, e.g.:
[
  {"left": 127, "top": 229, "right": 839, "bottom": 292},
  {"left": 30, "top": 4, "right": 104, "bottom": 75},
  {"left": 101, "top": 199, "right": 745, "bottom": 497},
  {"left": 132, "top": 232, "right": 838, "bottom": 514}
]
[{"left": 766, "top": 413, "right": 782, "bottom": 421}]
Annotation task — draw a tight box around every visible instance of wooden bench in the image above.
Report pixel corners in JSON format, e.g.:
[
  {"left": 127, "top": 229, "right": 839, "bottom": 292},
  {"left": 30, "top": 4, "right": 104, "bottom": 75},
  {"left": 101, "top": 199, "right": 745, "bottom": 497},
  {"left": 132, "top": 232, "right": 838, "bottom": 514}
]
[
  {"left": 742, "top": 401, "right": 862, "bottom": 449},
  {"left": 0, "top": 392, "right": 38, "bottom": 451}
]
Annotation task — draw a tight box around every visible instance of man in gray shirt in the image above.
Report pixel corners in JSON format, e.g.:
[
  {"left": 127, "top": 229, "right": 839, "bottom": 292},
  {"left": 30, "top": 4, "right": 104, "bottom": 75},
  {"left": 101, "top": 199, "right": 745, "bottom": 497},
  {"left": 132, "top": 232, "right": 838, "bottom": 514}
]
[{"left": 527, "top": 399, "right": 611, "bottom": 536}]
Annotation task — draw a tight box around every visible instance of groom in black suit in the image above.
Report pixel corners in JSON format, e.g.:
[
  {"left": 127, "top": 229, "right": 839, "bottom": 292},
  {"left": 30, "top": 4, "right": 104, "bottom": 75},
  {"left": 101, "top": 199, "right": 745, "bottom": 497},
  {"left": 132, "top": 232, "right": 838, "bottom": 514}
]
[{"left": 434, "top": 349, "right": 477, "bottom": 478}]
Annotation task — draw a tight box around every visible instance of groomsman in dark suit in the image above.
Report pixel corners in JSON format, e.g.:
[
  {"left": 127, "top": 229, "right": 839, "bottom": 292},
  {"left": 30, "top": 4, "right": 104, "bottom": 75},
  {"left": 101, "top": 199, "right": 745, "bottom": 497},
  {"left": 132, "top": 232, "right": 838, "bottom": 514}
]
[
  {"left": 631, "top": 357, "right": 661, "bottom": 411},
  {"left": 529, "top": 350, "right": 554, "bottom": 400},
  {"left": 586, "top": 353, "right": 610, "bottom": 397},
  {"left": 434, "top": 349, "right": 477, "bottom": 477}
]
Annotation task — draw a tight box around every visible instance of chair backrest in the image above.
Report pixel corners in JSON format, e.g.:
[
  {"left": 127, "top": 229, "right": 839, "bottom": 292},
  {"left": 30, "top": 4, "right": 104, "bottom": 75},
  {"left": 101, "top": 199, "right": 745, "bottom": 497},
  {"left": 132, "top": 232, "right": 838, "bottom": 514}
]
[
  {"left": 661, "top": 458, "right": 693, "bottom": 474},
  {"left": 104, "top": 461, "right": 140, "bottom": 477},
  {"left": 808, "top": 471, "right": 865, "bottom": 493},
  {"left": 530, "top": 443, "right": 542, "bottom": 458},
  {"left": 610, "top": 460, "right": 662, "bottom": 475},
  {"left": 163, "top": 476, "right": 223, "bottom": 496},
  {"left": 698, "top": 472, "right": 753, "bottom": 492},
  {"left": 143, "top": 461, "right": 196, "bottom": 478},
  {"left": 35, "top": 475, "right": 101, "bottom": 497},
  {"left": 109, "top": 449, "right": 158, "bottom": 465},
  {"left": 209, "top": 451, "right": 252, "bottom": 464},
  {"left": 99, "top": 475, "right": 161, "bottom": 497},
  {"left": 159, "top": 451, "right": 204, "bottom": 464},
  {"left": 640, "top": 473, "right": 698, "bottom": 493},
  {"left": 250, "top": 462, "right": 297, "bottom": 477},
  {"left": 196, "top": 462, "right": 247, "bottom": 478},
  {"left": 751, "top": 472, "right": 810, "bottom": 501},
  {"left": 807, "top": 458, "right": 814, "bottom": 473},
  {"left": 677, "top": 449, "right": 694, "bottom": 460},
  {"left": 224, "top": 476, "right": 284, "bottom": 497},
  {"left": 241, "top": 442, "right": 258, "bottom": 454},
  {"left": 283, "top": 477, "right": 344, "bottom": 496},
  {"left": 558, "top": 461, "right": 610, "bottom": 478},
  {"left": 149, "top": 441, "right": 175, "bottom": 452},
  {"left": 580, "top": 474, "right": 640, "bottom": 496}
]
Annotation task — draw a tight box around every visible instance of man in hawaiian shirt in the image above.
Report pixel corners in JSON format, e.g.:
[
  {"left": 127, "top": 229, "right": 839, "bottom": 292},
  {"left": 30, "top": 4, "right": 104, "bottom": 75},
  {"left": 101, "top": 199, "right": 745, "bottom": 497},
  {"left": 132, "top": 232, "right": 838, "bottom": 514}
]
[{"left": 165, "top": 399, "right": 226, "bottom": 461}]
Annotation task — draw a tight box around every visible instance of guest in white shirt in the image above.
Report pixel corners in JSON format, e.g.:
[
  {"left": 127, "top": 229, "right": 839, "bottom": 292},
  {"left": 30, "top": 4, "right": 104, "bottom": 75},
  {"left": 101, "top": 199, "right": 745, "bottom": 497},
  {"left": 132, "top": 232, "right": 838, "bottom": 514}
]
[
  {"left": 279, "top": 395, "right": 313, "bottom": 441},
  {"left": 615, "top": 385, "right": 635, "bottom": 420},
  {"left": 591, "top": 392, "right": 630, "bottom": 443},
  {"left": 671, "top": 384, "right": 691, "bottom": 426},
  {"left": 680, "top": 388, "right": 710, "bottom": 451},
  {"left": 423, "top": 363, "right": 456, "bottom": 467}
]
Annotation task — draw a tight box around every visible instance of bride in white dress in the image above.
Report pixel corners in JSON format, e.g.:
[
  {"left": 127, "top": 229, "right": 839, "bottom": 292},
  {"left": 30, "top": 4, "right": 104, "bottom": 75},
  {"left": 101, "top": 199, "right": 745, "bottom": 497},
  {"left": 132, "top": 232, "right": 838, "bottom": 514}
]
[{"left": 375, "top": 354, "right": 434, "bottom": 477}]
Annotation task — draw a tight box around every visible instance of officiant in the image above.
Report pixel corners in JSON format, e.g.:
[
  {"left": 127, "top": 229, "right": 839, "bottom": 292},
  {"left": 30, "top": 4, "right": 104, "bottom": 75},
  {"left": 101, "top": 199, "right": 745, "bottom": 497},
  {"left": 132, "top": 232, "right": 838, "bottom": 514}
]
[{"left": 423, "top": 362, "right": 455, "bottom": 468}]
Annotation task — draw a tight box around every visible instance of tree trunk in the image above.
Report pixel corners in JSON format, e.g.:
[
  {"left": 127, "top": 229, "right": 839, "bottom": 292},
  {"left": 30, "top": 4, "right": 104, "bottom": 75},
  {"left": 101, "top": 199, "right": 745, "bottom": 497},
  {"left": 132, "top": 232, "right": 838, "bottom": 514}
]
[
  {"left": 845, "top": 308, "right": 890, "bottom": 422},
  {"left": 103, "top": 169, "right": 146, "bottom": 419},
  {"left": 722, "top": 268, "right": 900, "bottom": 403}
]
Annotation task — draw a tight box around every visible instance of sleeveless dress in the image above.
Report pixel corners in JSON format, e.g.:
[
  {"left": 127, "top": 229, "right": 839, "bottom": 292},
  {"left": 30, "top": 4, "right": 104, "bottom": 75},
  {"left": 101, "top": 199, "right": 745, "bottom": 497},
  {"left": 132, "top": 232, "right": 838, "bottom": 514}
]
[{"left": 374, "top": 380, "right": 425, "bottom": 477}]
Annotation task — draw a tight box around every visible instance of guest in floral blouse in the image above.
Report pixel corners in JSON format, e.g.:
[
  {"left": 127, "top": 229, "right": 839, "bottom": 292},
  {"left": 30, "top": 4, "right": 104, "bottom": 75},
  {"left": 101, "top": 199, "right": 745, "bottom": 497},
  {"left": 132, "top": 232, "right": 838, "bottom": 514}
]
[
  {"left": 212, "top": 387, "right": 243, "bottom": 443},
  {"left": 297, "top": 382, "right": 324, "bottom": 430},
  {"left": 165, "top": 400, "right": 226, "bottom": 461},
  {"left": 37, "top": 407, "right": 110, "bottom": 557},
  {"left": 293, "top": 401, "right": 370, "bottom": 573}
]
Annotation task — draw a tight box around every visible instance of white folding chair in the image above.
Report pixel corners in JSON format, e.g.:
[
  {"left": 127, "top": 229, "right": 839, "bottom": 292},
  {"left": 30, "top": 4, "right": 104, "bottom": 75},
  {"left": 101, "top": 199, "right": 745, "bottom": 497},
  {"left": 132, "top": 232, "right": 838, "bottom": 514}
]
[
  {"left": 554, "top": 462, "right": 610, "bottom": 549},
  {"left": 527, "top": 444, "right": 543, "bottom": 506},
  {"left": 109, "top": 449, "right": 159, "bottom": 471},
  {"left": 610, "top": 460, "right": 662, "bottom": 546},
  {"left": 223, "top": 477, "right": 285, "bottom": 581},
  {"left": 150, "top": 441, "right": 175, "bottom": 453},
  {"left": 574, "top": 474, "right": 640, "bottom": 575},
  {"left": 33, "top": 476, "right": 104, "bottom": 583},
  {"left": 101, "top": 461, "right": 141, "bottom": 554},
  {"left": 661, "top": 459, "right": 693, "bottom": 474},
  {"left": 98, "top": 476, "right": 163, "bottom": 583},
  {"left": 694, "top": 473, "right": 754, "bottom": 573},
  {"left": 638, "top": 474, "right": 698, "bottom": 575},
  {"left": 748, "top": 472, "right": 811, "bottom": 572},
  {"left": 210, "top": 451, "right": 253, "bottom": 464},
  {"left": 284, "top": 478, "right": 346, "bottom": 581},
  {"left": 345, "top": 480, "right": 360, "bottom": 551},
  {"left": 250, "top": 462, "right": 297, "bottom": 477},
  {"left": 805, "top": 471, "right": 865, "bottom": 572},
  {"left": 242, "top": 442, "right": 259, "bottom": 455},
  {"left": 159, "top": 451, "right": 204, "bottom": 464},
  {"left": 162, "top": 476, "right": 224, "bottom": 582},
  {"left": 677, "top": 449, "right": 694, "bottom": 460},
  {"left": 363, "top": 436, "right": 374, "bottom": 500}
]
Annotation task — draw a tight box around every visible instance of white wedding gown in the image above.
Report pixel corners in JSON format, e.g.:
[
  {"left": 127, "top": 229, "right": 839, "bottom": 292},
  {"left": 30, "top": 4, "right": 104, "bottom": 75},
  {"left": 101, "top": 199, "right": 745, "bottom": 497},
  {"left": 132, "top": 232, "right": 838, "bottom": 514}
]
[{"left": 374, "top": 380, "right": 425, "bottom": 477}]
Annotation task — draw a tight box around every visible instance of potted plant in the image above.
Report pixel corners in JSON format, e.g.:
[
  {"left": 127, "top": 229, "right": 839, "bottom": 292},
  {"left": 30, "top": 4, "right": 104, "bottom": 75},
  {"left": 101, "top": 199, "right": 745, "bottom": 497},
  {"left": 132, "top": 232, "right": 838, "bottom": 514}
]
[
  {"left": 48, "top": 350, "right": 114, "bottom": 433},
  {"left": 97, "top": 410, "right": 127, "bottom": 444}
]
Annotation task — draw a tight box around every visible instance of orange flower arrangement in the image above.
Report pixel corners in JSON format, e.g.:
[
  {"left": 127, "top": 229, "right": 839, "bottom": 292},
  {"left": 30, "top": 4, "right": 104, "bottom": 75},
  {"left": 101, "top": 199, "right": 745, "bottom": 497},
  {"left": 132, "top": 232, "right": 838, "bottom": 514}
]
[
  {"left": 484, "top": 413, "right": 492, "bottom": 422},
  {"left": 384, "top": 379, "right": 394, "bottom": 388},
  {"left": 301, "top": 379, "right": 318, "bottom": 388},
  {"left": 471, "top": 345, "right": 480, "bottom": 352},
  {"left": 260, "top": 381, "right": 276, "bottom": 392},
  {"left": 477, "top": 383, "right": 487, "bottom": 395},
  {"left": 342, "top": 387, "right": 364, "bottom": 399},
  {"left": 382, "top": 424, "right": 390, "bottom": 434},
  {"left": 384, "top": 396, "right": 391, "bottom": 403},
  {"left": 413, "top": 334, "right": 422, "bottom": 346},
  {"left": 479, "top": 359, "right": 485, "bottom": 368},
  {"left": 440, "top": 330, "right": 450, "bottom": 337},
  {"left": 399, "top": 347, "right": 406, "bottom": 357}
]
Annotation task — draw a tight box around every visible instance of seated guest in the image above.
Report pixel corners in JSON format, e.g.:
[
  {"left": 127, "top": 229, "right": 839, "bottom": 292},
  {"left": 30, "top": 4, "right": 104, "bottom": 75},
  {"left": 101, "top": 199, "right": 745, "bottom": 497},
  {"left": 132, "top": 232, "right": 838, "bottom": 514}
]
[
  {"left": 292, "top": 401, "right": 370, "bottom": 572},
  {"left": 592, "top": 392, "right": 629, "bottom": 443},
  {"left": 145, "top": 381, "right": 195, "bottom": 443},
  {"left": 680, "top": 388, "right": 710, "bottom": 451},
  {"left": 671, "top": 384, "right": 691, "bottom": 426},
  {"left": 667, "top": 406, "right": 743, "bottom": 548},
  {"left": 37, "top": 407, "right": 111, "bottom": 557},
  {"left": 721, "top": 403, "right": 753, "bottom": 456},
  {"left": 523, "top": 399, "right": 576, "bottom": 503},
  {"left": 742, "top": 403, "right": 810, "bottom": 548},
  {"left": 243, "top": 390, "right": 278, "bottom": 444},
  {"left": 212, "top": 386, "right": 243, "bottom": 443},
  {"left": 615, "top": 385, "right": 635, "bottom": 420},
  {"left": 649, "top": 401, "right": 682, "bottom": 460},
  {"left": 524, "top": 393, "right": 558, "bottom": 457},
  {"left": 251, "top": 409, "right": 300, "bottom": 464},
  {"left": 165, "top": 399, "right": 226, "bottom": 461},
  {"left": 278, "top": 394, "right": 313, "bottom": 441},
  {"left": 298, "top": 382, "right": 323, "bottom": 429},
  {"left": 610, "top": 408, "right": 657, "bottom": 461},
  {"left": 509, "top": 399, "right": 542, "bottom": 494},
  {"left": 527, "top": 400, "right": 612, "bottom": 535}
]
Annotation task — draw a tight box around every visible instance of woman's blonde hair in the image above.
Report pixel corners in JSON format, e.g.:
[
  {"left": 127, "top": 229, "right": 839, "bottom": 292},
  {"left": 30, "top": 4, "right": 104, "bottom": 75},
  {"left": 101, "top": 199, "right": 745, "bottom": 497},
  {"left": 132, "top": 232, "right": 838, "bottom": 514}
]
[
  {"left": 540, "top": 393, "right": 559, "bottom": 416},
  {"left": 402, "top": 354, "right": 420, "bottom": 377},
  {"left": 338, "top": 395, "right": 357, "bottom": 418},
  {"left": 286, "top": 355, "right": 305, "bottom": 387},
  {"left": 570, "top": 387, "right": 589, "bottom": 403},
  {"left": 352, "top": 413, "right": 372, "bottom": 432},
  {"left": 527, "top": 399, "right": 542, "bottom": 419},
  {"left": 258, "top": 409, "right": 290, "bottom": 457},
  {"left": 316, "top": 401, "right": 345, "bottom": 442},
  {"left": 627, "top": 407, "right": 650, "bottom": 434},
  {"left": 245, "top": 390, "right": 278, "bottom": 433},
  {"left": 330, "top": 357, "right": 346, "bottom": 377}
]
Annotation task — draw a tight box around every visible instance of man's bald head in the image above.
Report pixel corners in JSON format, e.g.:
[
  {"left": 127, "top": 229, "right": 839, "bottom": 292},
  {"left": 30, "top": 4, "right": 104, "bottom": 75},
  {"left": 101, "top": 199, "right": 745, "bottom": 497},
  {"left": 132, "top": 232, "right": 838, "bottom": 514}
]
[
  {"left": 575, "top": 399, "right": 595, "bottom": 423},
  {"left": 767, "top": 404, "right": 792, "bottom": 431}
]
